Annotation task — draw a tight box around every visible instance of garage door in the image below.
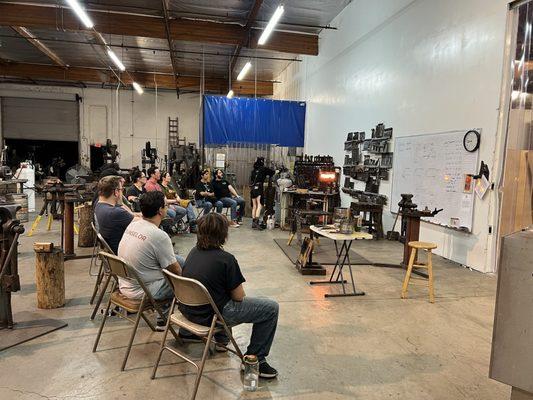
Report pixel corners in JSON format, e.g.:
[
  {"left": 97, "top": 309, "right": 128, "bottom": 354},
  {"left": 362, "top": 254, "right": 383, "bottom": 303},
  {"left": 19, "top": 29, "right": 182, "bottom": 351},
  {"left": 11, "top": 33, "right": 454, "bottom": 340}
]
[{"left": 1, "top": 97, "right": 79, "bottom": 141}]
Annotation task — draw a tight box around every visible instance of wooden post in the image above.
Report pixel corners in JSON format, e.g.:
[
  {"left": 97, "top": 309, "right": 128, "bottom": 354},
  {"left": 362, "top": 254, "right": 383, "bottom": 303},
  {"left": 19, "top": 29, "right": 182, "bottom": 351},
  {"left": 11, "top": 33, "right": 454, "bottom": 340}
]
[
  {"left": 78, "top": 203, "right": 95, "bottom": 247},
  {"left": 35, "top": 248, "right": 65, "bottom": 309},
  {"left": 63, "top": 200, "right": 75, "bottom": 256}
]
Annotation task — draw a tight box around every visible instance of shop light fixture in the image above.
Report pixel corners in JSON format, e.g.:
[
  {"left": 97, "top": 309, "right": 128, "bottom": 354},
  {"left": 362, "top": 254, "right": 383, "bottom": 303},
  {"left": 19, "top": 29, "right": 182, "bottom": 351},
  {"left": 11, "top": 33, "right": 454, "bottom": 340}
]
[
  {"left": 65, "top": 0, "right": 94, "bottom": 29},
  {"left": 107, "top": 48, "right": 125, "bottom": 71},
  {"left": 237, "top": 61, "right": 252, "bottom": 81},
  {"left": 227, "top": 89, "right": 235, "bottom": 99},
  {"left": 132, "top": 82, "right": 144, "bottom": 95},
  {"left": 258, "top": 5, "right": 284, "bottom": 45}
]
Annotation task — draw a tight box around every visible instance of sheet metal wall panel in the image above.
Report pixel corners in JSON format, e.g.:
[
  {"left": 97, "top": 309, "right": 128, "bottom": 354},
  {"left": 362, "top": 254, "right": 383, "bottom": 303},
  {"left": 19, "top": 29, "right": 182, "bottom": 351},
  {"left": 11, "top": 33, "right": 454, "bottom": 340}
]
[
  {"left": 490, "top": 230, "right": 533, "bottom": 392},
  {"left": 203, "top": 95, "right": 305, "bottom": 146},
  {"left": 1, "top": 97, "right": 79, "bottom": 141}
]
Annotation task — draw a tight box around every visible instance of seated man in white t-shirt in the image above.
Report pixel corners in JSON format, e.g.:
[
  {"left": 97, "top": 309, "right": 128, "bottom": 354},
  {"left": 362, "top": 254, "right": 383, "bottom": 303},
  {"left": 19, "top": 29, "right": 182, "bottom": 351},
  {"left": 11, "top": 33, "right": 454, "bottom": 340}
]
[{"left": 118, "top": 191, "right": 185, "bottom": 329}]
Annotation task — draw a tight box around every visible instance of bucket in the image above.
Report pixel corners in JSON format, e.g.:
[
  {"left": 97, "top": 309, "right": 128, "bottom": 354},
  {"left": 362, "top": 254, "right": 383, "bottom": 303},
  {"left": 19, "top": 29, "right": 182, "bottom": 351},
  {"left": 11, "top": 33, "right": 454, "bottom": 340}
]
[{"left": 7, "top": 193, "right": 29, "bottom": 222}]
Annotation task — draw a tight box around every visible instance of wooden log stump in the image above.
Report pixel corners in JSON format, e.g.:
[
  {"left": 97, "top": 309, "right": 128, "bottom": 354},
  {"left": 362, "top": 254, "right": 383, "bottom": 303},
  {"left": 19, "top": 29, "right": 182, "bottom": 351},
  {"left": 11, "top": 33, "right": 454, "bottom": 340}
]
[
  {"left": 78, "top": 203, "right": 95, "bottom": 247},
  {"left": 35, "top": 248, "right": 65, "bottom": 309}
]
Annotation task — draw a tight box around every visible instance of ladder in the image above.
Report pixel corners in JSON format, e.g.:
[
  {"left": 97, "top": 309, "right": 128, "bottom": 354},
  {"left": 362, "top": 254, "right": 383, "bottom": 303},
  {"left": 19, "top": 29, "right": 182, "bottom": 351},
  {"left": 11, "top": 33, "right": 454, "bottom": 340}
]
[{"left": 168, "top": 117, "right": 179, "bottom": 147}]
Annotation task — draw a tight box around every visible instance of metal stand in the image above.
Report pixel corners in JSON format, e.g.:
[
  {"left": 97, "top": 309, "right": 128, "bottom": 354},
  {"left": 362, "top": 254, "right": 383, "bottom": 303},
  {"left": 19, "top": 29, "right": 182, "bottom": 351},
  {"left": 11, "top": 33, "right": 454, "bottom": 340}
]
[{"left": 310, "top": 239, "right": 365, "bottom": 298}]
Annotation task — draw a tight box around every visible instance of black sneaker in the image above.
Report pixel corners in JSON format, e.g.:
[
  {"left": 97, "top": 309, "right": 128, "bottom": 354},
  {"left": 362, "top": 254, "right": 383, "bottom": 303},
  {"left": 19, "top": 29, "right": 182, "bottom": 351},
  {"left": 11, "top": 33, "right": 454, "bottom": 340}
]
[
  {"left": 155, "top": 320, "right": 167, "bottom": 332},
  {"left": 259, "top": 361, "right": 278, "bottom": 378},
  {"left": 215, "top": 341, "right": 229, "bottom": 352},
  {"left": 178, "top": 332, "right": 203, "bottom": 343}
]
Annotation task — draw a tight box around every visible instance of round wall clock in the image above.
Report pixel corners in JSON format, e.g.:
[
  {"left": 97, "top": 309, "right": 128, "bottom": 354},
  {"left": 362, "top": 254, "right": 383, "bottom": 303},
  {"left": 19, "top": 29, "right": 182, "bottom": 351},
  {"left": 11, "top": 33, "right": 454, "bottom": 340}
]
[{"left": 463, "top": 130, "right": 480, "bottom": 152}]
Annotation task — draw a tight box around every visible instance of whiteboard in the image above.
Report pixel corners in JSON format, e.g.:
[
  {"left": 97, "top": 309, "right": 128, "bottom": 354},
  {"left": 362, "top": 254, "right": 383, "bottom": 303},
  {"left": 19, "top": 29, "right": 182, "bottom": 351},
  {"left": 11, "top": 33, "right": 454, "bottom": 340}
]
[{"left": 390, "top": 130, "right": 479, "bottom": 232}]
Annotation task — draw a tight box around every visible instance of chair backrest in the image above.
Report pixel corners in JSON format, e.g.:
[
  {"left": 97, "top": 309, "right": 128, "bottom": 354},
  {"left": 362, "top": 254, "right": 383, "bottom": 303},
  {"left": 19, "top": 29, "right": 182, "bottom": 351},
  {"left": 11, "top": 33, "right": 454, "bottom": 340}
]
[
  {"left": 91, "top": 221, "right": 98, "bottom": 235},
  {"left": 96, "top": 232, "right": 114, "bottom": 254},
  {"left": 99, "top": 251, "right": 161, "bottom": 306},
  {"left": 99, "top": 251, "right": 131, "bottom": 279},
  {"left": 163, "top": 269, "right": 215, "bottom": 308}
]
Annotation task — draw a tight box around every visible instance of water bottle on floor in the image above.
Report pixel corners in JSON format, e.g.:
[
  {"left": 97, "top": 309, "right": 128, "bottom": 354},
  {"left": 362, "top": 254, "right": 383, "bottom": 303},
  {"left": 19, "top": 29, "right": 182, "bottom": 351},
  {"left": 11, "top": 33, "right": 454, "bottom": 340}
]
[{"left": 243, "top": 354, "right": 259, "bottom": 392}]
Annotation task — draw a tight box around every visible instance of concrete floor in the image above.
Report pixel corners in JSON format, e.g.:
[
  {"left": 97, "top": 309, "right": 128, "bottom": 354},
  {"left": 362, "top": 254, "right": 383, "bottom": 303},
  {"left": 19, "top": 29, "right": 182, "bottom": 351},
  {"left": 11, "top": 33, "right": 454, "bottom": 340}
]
[{"left": 0, "top": 211, "right": 508, "bottom": 399}]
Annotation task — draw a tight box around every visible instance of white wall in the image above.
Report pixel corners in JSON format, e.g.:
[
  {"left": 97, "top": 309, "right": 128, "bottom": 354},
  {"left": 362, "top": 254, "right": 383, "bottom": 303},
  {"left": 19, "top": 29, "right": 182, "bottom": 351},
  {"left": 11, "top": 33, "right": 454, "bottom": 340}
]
[
  {"left": 0, "top": 83, "right": 201, "bottom": 168},
  {"left": 274, "top": 0, "right": 510, "bottom": 273}
]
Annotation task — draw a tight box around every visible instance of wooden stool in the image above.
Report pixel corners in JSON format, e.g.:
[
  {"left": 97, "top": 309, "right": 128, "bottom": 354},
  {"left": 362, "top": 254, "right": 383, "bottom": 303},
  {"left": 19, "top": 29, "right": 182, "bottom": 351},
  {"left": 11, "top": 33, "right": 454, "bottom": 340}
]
[{"left": 401, "top": 241, "right": 437, "bottom": 303}]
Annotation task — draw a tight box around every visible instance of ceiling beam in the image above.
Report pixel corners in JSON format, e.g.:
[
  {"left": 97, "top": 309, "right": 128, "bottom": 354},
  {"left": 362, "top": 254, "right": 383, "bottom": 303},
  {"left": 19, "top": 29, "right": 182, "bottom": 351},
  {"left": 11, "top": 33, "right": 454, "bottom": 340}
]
[
  {"left": 11, "top": 26, "right": 67, "bottom": 68},
  {"left": 160, "top": 0, "right": 179, "bottom": 97},
  {"left": 0, "top": 3, "right": 318, "bottom": 56},
  {"left": 230, "top": 0, "right": 263, "bottom": 76},
  {"left": 0, "top": 33, "right": 302, "bottom": 63},
  {"left": 0, "top": 62, "right": 274, "bottom": 95}
]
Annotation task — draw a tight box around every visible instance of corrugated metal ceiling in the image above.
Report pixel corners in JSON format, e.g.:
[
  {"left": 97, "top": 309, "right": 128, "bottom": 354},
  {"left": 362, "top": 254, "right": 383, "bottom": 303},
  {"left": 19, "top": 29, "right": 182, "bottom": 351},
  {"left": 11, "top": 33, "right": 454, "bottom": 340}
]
[{"left": 0, "top": 0, "right": 350, "bottom": 90}]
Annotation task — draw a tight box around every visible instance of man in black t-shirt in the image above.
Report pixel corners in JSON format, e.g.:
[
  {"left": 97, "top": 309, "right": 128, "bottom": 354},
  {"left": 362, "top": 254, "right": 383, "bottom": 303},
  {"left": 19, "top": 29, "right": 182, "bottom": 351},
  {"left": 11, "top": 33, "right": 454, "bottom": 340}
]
[
  {"left": 180, "top": 213, "right": 279, "bottom": 379},
  {"left": 194, "top": 169, "right": 222, "bottom": 214},
  {"left": 212, "top": 169, "right": 245, "bottom": 226}
]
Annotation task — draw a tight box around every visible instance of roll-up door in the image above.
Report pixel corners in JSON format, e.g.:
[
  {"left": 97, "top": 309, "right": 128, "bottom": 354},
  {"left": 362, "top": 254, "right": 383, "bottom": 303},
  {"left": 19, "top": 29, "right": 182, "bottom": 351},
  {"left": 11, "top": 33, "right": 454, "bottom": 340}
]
[{"left": 1, "top": 97, "right": 79, "bottom": 141}]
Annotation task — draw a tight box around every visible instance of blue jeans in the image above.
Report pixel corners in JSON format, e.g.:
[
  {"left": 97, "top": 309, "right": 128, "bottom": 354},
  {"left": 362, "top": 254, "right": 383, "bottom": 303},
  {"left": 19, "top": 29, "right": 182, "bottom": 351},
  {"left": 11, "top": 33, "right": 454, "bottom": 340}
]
[
  {"left": 150, "top": 254, "right": 186, "bottom": 322},
  {"left": 167, "top": 206, "right": 186, "bottom": 224},
  {"left": 181, "top": 203, "right": 196, "bottom": 223},
  {"left": 222, "top": 297, "right": 279, "bottom": 361},
  {"left": 219, "top": 196, "right": 245, "bottom": 221},
  {"left": 197, "top": 199, "right": 223, "bottom": 214}
]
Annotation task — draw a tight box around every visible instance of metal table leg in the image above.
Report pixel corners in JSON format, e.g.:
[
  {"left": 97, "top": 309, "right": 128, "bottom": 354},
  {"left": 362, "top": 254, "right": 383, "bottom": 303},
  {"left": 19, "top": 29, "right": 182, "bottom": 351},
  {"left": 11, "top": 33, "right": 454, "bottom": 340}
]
[
  {"left": 310, "top": 239, "right": 365, "bottom": 298},
  {"left": 325, "top": 240, "right": 365, "bottom": 298}
]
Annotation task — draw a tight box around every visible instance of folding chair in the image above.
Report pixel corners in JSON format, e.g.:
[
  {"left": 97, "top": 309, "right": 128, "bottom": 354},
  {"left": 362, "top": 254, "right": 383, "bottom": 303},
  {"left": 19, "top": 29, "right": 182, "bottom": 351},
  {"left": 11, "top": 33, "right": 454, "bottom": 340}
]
[
  {"left": 88, "top": 222, "right": 100, "bottom": 280},
  {"left": 93, "top": 252, "right": 180, "bottom": 371},
  {"left": 90, "top": 233, "right": 115, "bottom": 320},
  {"left": 152, "top": 270, "right": 243, "bottom": 400}
]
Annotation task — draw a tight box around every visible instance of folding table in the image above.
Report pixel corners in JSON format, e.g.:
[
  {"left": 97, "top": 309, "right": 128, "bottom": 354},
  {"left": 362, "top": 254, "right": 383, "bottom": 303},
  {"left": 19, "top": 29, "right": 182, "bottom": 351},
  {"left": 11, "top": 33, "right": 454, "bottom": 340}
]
[{"left": 309, "top": 225, "right": 373, "bottom": 298}]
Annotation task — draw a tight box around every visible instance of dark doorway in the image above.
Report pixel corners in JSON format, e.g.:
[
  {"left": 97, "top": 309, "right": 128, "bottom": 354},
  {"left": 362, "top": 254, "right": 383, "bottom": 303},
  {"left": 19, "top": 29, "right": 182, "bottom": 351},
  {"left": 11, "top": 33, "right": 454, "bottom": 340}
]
[{"left": 5, "top": 138, "right": 79, "bottom": 180}]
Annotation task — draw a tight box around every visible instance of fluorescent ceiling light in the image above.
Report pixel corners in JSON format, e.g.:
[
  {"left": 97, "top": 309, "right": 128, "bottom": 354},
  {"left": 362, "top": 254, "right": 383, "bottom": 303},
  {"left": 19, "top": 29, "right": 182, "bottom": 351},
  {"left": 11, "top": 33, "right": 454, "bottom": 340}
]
[
  {"left": 65, "top": 0, "right": 94, "bottom": 29},
  {"left": 258, "top": 5, "right": 284, "bottom": 45},
  {"left": 107, "top": 48, "right": 125, "bottom": 71},
  {"left": 132, "top": 82, "right": 144, "bottom": 95},
  {"left": 227, "top": 90, "right": 234, "bottom": 99},
  {"left": 237, "top": 62, "right": 252, "bottom": 81}
]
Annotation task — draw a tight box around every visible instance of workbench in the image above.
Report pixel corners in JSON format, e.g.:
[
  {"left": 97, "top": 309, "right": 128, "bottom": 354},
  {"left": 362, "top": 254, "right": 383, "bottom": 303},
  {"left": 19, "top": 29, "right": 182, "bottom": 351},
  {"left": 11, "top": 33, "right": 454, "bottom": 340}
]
[{"left": 280, "top": 189, "right": 338, "bottom": 230}]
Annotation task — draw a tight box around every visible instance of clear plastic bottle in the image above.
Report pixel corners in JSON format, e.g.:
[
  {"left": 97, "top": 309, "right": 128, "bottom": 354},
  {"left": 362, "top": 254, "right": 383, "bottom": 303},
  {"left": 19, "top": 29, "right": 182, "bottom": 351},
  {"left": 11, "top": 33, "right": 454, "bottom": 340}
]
[{"left": 243, "top": 354, "right": 259, "bottom": 392}]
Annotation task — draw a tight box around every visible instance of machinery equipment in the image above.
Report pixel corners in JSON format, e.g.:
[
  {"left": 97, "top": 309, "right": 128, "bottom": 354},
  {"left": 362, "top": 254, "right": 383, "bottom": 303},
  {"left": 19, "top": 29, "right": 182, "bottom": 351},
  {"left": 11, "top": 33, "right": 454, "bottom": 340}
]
[
  {"left": 398, "top": 193, "right": 443, "bottom": 266},
  {"left": 0, "top": 146, "right": 13, "bottom": 180},
  {"left": 65, "top": 164, "right": 93, "bottom": 184},
  {"left": 0, "top": 204, "right": 25, "bottom": 329},
  {"left": 168, "top": 142, "right": 201, "bottom": 194},
  {"left": 141, "top": 141, "right": 158, "bottom": 172},
  {"left": 102, "top": 139, "right": 119, "bottom": 165},
  {"left": 294, "top": 154, "right": 336, "bottom": 190}
]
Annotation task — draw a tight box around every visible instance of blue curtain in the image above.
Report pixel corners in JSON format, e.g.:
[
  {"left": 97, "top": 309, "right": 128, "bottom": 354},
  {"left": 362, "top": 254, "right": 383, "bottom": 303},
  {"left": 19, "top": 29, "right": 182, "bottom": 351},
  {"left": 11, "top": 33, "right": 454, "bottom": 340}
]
[{"left": 203, "top": 95, "right": 306, "bottom": 146}]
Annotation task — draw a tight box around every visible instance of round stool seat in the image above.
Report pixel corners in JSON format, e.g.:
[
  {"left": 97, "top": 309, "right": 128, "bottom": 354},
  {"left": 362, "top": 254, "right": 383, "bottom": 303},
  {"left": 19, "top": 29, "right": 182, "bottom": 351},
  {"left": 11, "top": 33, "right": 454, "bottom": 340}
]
[{"left": 408, "top": 241, "right": 437, "bottom": 250}]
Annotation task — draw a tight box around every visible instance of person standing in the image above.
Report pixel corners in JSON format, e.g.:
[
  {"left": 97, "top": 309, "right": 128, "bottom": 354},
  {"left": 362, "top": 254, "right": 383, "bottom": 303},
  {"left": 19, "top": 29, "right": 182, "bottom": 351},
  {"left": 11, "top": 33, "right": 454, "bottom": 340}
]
[
  {"left": 194, "top": 169, "right": 222, "bottom": 214},
  {"left": 180, "top": 213, "right": 279, "bottom": 378},
  {"left": 212, "top": 169, "right": 244, "bottom": 227},
  {"left": 250, "top": 158, "right": 275, "bottom": 230}
]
